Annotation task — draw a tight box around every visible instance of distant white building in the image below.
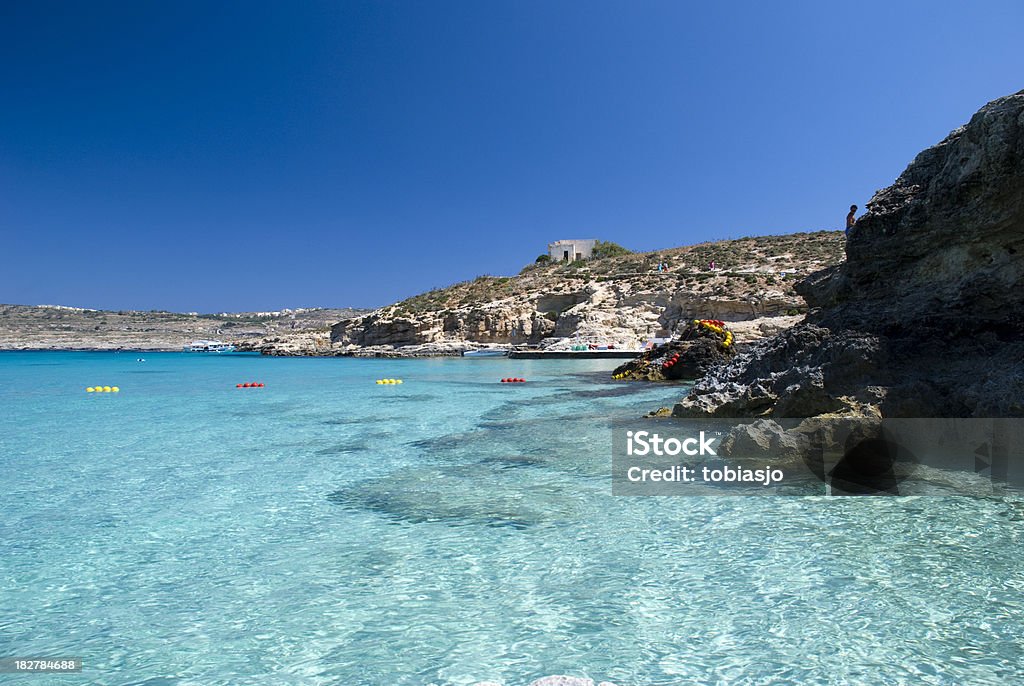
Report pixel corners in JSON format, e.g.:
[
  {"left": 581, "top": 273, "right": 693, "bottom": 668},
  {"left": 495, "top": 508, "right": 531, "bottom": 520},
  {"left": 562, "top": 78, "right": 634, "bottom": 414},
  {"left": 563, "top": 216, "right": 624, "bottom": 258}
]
[{"left": 548, "top": 239, "right": 597, "bottom": 262}]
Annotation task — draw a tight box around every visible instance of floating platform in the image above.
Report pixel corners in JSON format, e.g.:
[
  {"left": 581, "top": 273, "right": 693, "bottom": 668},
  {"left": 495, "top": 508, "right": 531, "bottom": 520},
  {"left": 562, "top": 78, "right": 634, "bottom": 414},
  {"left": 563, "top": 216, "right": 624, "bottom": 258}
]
[{"left": 508, "top": 350, "right": 641, "bottom": 359}]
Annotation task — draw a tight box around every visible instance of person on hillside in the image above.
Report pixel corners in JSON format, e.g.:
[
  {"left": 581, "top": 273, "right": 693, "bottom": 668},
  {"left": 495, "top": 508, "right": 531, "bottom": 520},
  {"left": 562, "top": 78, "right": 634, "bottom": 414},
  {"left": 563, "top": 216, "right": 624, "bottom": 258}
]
[{"left": 846, "top": 204, "right": 858, "bottom": 236}]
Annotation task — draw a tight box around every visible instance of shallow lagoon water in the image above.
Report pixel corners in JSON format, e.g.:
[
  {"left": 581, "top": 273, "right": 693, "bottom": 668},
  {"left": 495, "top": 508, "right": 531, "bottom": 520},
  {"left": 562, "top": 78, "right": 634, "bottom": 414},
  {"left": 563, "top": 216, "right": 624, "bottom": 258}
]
[{"left": 1, "top": 352, "right": 1022, "bottom": 685}]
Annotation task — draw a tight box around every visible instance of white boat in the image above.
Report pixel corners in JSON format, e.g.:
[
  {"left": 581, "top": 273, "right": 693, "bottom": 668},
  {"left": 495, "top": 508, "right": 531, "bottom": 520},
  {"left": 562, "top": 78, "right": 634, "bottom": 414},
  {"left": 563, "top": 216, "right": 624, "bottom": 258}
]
[
  {"left": 183, "top": 340, "right": 236, "bottom": 353},
  {"left": 462, "top": 349, "right": 508, "bottom": 358}
]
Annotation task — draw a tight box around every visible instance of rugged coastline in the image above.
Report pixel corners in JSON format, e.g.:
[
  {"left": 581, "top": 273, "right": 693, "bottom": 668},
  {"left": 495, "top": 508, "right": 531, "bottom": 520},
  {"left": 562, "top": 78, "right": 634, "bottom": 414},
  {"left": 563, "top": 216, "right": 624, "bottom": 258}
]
[
  {"left": 0, "top": 235, "right": 840, "bottom": 357},
  {"left": 249, "top": 232, "right": 844, "bottom": 357},
  {"left": 0, "top": 305, "right": 365, "bottom": 352},
  {"left": 669, "top": 89, "right": 1024, "bottom": 419},
  {"left": 16, "top": 87, "right": 1021, "bottom": 390}
]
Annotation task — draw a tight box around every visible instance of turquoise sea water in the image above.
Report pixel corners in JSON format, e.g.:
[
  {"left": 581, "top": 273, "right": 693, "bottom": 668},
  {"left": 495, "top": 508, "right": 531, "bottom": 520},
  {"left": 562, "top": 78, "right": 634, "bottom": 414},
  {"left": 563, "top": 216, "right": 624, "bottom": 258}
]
[{"left": 1, "top": 351, "right": 1022, "bottom": 686}]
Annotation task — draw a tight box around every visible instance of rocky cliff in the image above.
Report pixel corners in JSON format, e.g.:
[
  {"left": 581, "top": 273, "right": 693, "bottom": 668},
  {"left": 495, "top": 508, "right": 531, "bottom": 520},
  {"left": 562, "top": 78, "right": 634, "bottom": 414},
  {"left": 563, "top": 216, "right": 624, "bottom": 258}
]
[
  {"left": 672, "top": 90, "right": 1024, "bottom": 419},
  {"left": 312, "top": 232, "right": 844, "bottom": 357}
]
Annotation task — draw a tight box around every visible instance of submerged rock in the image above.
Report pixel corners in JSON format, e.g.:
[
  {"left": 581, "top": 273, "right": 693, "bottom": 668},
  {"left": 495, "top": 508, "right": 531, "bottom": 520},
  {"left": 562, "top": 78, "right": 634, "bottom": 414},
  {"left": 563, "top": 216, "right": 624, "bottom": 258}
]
[
  {"left": 327, "top": 464, "right": 582, "bottom": 529},
  {"left": 674, "top": 89, "right": 1024, "bottom": 419},
  {"left": 528, "top": 677, "right": 617, "bottom": 686}
]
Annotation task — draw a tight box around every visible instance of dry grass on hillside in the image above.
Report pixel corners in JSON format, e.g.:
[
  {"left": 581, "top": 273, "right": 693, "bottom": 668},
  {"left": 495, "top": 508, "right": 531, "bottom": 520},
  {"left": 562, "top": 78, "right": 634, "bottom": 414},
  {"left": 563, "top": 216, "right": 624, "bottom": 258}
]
[{"left": 389, "top": 231, "right": 845, "bottom": 315}]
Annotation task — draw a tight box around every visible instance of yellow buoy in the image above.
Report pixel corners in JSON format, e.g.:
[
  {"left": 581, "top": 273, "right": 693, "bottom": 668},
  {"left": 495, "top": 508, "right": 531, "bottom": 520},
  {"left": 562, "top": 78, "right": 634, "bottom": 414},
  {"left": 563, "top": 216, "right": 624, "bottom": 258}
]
[
  {"left": 376, "top": 380, "right": 383, "bottom": 384},
  {"left": 86, "top": 387, "right": 95, "bottom": 392},
  {"left": 396, "top": 379, "right": 403, "bottom": 384},
  {"left": 103, "top": 386, "right": 112, "bottom": 392},
  {"left": 112, "top": 387, "right": 120, "bottom": 392}
]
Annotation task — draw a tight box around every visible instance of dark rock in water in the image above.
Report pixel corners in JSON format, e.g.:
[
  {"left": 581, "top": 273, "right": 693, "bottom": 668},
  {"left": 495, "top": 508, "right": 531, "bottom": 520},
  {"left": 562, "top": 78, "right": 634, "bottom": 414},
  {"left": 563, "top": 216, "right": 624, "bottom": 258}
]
[
  {"left": 669, "top": 337, "right": 728, "bottom": 379},
  {"left": 718, "top": 419, "right": 812, "bottom": 463},
  {"left": 674, "top": 89, "right": 1024, "bottom": 419},
  {"left": 612, "top": 319, "right": 735, "bottom": 381},
  {"left": 675, "top": 324, "right": 888, "bottom": 417}
]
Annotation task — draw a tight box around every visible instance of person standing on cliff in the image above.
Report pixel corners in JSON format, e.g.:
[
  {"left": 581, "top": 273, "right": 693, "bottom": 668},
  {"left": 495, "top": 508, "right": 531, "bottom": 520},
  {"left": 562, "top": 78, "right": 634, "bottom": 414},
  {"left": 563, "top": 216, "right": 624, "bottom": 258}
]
[{"left": 846, "top": 204, "right": 858, "bottom": 236}]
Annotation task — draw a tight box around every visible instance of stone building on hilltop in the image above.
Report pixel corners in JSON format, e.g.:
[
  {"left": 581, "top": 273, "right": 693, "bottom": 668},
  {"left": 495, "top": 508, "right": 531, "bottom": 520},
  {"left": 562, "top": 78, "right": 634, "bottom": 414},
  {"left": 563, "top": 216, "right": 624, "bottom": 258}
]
[{"left": 548, "top": 239, "right": 597, "bottom": 262}]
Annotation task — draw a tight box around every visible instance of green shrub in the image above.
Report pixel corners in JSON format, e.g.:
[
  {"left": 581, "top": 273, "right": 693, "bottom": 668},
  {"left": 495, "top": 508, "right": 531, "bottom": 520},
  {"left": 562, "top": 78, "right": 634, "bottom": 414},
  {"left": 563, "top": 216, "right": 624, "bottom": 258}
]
[{"left": 592, "top": 240, "right": 632, "bottom": 259}]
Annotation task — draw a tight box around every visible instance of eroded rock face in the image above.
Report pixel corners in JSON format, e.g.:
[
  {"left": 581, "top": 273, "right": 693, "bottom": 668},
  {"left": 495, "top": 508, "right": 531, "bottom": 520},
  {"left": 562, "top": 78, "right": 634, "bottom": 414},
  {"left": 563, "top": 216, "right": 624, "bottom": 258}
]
[
  {"left": 323, "top": 234, "right": 844, "bottom": 355},
  {"left": 330, "top": 302, "right": 558, "bottom": 348},
  {"left": 674, "top": 324, "right": 887, "bottom": 417},
  {"left": 329, "top": 280, "right": 808, "bottom": 355},
  {"left": 804, "top": 89, "right": 1024, "bottom": 332},
  {"left": 675, "top": 90, "right": 1024, "bottom": 419}
]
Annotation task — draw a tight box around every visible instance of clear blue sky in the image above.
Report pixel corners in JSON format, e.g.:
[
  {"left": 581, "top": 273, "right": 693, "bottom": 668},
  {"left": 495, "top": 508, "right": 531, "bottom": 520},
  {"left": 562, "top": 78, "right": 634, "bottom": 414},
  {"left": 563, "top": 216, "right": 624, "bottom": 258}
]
[{"left": 2, "top": 1, "right": 1022, "bottom": 311}]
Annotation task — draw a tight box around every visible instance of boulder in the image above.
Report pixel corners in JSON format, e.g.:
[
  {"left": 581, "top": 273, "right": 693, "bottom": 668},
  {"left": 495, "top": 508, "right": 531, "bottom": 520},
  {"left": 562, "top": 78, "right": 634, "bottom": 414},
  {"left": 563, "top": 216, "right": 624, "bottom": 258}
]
[{"left": 612, "top": 319, "right": 736, "bottom": 381}]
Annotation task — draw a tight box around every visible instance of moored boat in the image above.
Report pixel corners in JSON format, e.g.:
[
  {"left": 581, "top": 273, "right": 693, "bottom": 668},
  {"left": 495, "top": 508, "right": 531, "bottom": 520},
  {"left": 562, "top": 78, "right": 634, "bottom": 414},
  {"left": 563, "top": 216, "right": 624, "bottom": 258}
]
[
  {"left": 183, "top": 339, "right": 236, "bottom": 353},
  {"left": 462, "top": 349, "right": 508, "bottom": 358}
]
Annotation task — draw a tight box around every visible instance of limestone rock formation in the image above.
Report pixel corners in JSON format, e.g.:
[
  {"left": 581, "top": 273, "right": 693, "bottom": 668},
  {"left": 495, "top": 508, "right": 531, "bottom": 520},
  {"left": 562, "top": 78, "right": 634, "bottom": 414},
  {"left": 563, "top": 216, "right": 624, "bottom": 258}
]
[
  {"left": 323, "top": 232, "right": 844, "bottom": 356},
  {"left": 674, "top": 90, "right": 1024, "bottom": 419}
]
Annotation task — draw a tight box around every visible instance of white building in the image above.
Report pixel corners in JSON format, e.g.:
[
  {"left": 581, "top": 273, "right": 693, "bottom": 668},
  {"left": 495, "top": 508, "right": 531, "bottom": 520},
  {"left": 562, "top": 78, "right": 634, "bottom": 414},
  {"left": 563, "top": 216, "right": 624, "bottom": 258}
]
[{"left": 548, "top": 239, "right": 597, "bottom": 262}]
